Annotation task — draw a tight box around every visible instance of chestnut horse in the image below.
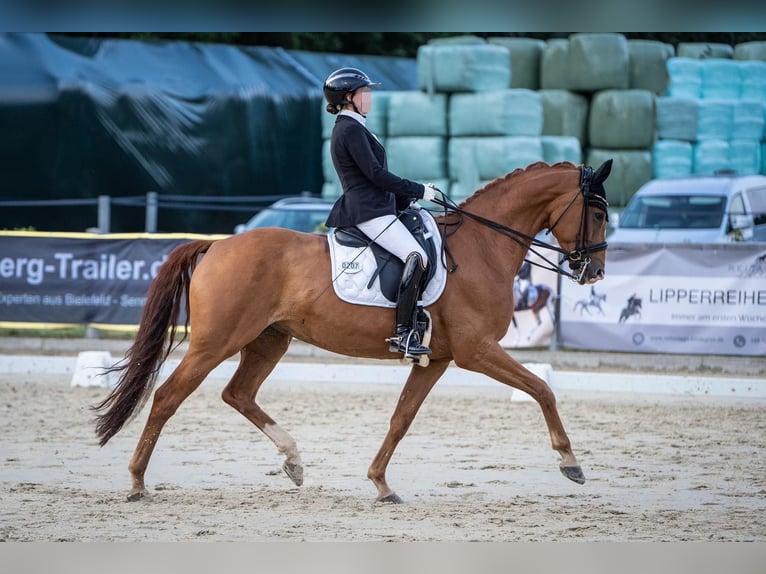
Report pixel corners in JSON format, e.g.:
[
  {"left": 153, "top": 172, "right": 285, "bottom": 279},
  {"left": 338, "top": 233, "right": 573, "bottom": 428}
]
[{"left": 94, "top": 160, "right": 612, "bottom": 503}]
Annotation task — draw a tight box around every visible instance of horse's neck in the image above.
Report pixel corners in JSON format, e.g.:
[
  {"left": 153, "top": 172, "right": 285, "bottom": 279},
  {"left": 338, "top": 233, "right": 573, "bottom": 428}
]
[{"left": 461, "top": 168, "right": 569, "bottom": 236}]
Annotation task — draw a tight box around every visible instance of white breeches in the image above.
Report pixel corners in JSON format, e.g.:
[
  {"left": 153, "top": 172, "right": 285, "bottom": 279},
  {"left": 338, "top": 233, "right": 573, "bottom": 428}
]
[{"left": 356, "top": 214, "right": 428, "bottom": 265}]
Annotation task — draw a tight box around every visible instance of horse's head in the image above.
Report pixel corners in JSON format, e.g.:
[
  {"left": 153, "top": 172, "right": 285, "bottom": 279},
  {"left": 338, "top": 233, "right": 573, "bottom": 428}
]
[{"left": 548, "top": 160, "right": 612, "bottom": 285}]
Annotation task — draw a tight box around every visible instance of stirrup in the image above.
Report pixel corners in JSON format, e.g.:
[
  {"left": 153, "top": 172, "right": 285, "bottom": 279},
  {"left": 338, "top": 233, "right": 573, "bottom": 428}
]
[{"left": 387, "top": 330, "right": 431, "bottom": 357}]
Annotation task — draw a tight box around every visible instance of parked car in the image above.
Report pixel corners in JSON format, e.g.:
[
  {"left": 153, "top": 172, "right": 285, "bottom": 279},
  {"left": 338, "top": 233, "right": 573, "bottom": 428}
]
[
  {"left": 233, "top": 196, "right": 334, "bottom": 234},
  {"left": 609, "top": 173, "right": 766, "bottom": 243}
]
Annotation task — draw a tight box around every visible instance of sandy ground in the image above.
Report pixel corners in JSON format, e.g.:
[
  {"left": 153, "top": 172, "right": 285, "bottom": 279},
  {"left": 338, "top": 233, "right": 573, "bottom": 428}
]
[{"left": 1, "top": 372, "right": 765, "bottom": 542}]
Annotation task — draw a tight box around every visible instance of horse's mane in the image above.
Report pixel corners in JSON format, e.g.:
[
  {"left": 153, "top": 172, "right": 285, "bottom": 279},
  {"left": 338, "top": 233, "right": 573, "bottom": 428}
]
[{"left": 458, "top": 161, "right": 579, "bottom": 209}]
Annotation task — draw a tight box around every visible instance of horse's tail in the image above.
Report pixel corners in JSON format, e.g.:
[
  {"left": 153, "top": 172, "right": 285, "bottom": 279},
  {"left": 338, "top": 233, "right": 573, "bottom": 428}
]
[{"left": 93, "top": 239, "right": 215, "bottom": 446}]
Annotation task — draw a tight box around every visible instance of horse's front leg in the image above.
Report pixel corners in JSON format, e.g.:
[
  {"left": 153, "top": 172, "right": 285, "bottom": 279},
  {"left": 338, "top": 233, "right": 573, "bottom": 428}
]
[
  {"left": 454, "top": 342, "right": 585, "bottom": 485},
  {"left": 367, "top": 359, "right": 450, "bottom": 503}
]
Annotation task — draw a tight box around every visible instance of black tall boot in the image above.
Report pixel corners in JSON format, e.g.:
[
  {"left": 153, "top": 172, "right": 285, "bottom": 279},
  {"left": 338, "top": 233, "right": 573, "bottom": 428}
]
[{"left": 388, "top": 253, "right": 431, "bottom": 358}]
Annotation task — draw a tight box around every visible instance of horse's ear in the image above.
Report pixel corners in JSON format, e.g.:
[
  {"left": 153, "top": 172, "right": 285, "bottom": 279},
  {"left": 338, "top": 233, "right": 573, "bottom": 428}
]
[{"left": 593, "top": 159, "right": 613, "bottom": 184}]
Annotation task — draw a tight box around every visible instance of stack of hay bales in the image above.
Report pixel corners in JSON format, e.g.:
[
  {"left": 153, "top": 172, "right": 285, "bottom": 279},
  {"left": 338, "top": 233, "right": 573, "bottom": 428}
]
[
  {"left": 656, "top": 41, "right": 766, "bottom": 179},
  {"left": 419, "top": 38, "right": 588, "bottom": 201},
  {"left": 447, "top": 88, "right": 545, "bottom": 200},
  {"left": 488, "top": 38, "right": 583, "bottom": 176},
  {"left": 385, "top": 91, "right": 449, "bottom": 197},
  {"left": 318, "top": 37, "right": 766, "bottom": 209},
  {"left": 534, "top": 34, "right": 663, "bottom": 206},
  {"left": 416, "top": 40, "right": 542, "bottom": 201}
]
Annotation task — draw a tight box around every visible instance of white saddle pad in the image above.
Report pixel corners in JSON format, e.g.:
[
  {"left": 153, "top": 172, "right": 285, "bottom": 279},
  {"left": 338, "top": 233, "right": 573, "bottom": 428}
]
[{"left": 327, "top": 211, "right": 447, "bottom": 308}]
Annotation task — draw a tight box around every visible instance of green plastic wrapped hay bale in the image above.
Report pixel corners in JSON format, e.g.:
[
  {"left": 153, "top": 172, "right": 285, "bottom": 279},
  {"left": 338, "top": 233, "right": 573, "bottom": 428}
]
[
  {"left": 697, "top": 100, "right": 734, "bottom": 141},
  {"left": 740, "top": 61, "right": 766, "bottom": 102},
  {"left": 385, "top": 136, "right": 447, "bottom": 181},
  {"left": 656, "top": 97, "right": 698, "bottom": 141},
  {"left": 449, "top": 89, "right": 543, "bottom": 136},
  {"left": 628, "top": 39, "right": 672, "bottom": 94},
  {"left": 540, "top": 39, "right": 570, "bottom": 90},
  {"left": 417, "top": 44, "right": 511, "bottom": 94},
  {"left": 449, "top": 180, "right": 495, "bottom": 202},
  {"left": 666, "top": 58, "right": 703, "bottom": 99},
  {"left": 678, "top": 43, "right": 734, "bottom": 59},
  {"left": 652, "top": 140, "right": 693, "bottom": 179},
  {"left": 448, "top": 136, "right": 544, "bottom": 180},
  {"left": 542, "top": 136, "right": 582, "bottom": 164},
  {"left": 428, "top": 35, "right": 486, "bottom": 45},
  {"left": 586, "top": 149, "right": 652, "bottom": 207},
  {"left": 701, "top": 59, "right": 741, "bottom": 99},
  {"left": 386, "top": 91, "right": 447, "bottom": 136},
  {"left": 692, "top": 140, "right": 729, "bottom": 175},
  {"left": 729, "top": 140, "right": 762, "bottom": 175},
  {"left": 488, "top": 37, "right": 546, "bottom": 89},
  {"left": 732, "top": 100, "right": 765, "bottom": 140},
  {"left": 734, "top": 42, "right": 766, "bottom": 62},
  {"left": 567, "top": 33, "right": 630, "bottom": 91},
  {"left": 320, "top": 91, "right": 390, "bottom": 139},
  {"left": 588, "top": 90, "right": 655, "bottom": 149},
  {"left": 539, "top": 89, "right": 589, "bottom": 144}
]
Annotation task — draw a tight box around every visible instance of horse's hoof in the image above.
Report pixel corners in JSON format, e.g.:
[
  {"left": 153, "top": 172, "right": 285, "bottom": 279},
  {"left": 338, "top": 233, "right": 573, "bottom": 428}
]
[
  {"left": 377, "top": 492, "right": 404, "bottom": 504},
  {"left": 126, "top": 489, "right": 147, "bottom": 502},
  {"left": 282, "top": 461, "right": 304, "bottom": 486},
  {"left": 560, "top": 465, "right": 586, "bottom": 485}
]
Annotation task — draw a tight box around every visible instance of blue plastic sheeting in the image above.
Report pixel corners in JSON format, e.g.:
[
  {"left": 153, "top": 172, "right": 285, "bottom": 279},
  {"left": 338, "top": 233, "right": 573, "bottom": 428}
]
[{"left": 0, "top": 33, "right": 417, "bottom": 233}]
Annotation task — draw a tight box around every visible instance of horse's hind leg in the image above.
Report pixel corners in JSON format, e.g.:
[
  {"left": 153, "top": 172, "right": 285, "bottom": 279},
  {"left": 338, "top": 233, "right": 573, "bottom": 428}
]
[
  {"left": 127, "top": 349, "right": 226, "bottom": 500},
  {"left": 220, "top": 328, "right": 303, "bottom": 486},
  {"left": 367, "top": 358, "right": 450, "bottom": 503}
]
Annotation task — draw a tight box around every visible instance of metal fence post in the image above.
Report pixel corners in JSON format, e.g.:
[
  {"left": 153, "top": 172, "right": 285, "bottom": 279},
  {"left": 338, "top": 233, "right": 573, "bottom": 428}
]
[
  {"left": 90, "top": 195, "right": 111, "bottom": 339},
  {"left": 97, "top": 195, "right": 110, "bottom": 234},
  {"left": 549, "top": 264, "right": 563, "bottom": 352},
  {"left": 145, "top": 192, "right": 158, "bottom": 233}
]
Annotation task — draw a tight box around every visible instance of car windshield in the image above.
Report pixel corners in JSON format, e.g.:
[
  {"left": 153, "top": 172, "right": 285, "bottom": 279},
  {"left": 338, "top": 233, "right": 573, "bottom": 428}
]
[{"left": 619, "top": 195, "right": 726, "bottom": 229}]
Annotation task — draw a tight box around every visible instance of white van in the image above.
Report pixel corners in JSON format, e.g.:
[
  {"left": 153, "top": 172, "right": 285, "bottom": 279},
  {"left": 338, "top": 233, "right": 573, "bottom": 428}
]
[{"left": 609, "top": 173, "right": 766, "bottom": 243}]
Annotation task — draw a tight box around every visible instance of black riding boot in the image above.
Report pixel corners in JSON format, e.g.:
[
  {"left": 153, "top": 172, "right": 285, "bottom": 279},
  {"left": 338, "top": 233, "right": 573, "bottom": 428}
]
[{"left": 388, "top": 253, "right": 431, "bottom": 358}]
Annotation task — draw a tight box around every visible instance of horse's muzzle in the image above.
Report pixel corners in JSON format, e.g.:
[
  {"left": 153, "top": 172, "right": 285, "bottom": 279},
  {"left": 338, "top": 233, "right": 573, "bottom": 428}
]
[{"left": 581, "top": 262, "right": 605, "bottom": 284}]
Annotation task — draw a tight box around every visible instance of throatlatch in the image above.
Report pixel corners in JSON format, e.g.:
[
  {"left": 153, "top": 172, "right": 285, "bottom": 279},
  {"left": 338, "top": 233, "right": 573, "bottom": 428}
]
[{"left": 387, "top": 252, "right": 431, "bottom": 360}]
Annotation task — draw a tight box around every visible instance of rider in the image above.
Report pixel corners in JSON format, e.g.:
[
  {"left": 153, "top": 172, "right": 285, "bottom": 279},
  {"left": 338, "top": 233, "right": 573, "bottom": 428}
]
[
  {"left": 589, "top": 285, "right": 598, "bottom": 305},
  {"left": 323, "top": 67, "right": 439, "bottom": 359},
  {"left": 515, "top": 260, "right": 542, "bottom": 310}
]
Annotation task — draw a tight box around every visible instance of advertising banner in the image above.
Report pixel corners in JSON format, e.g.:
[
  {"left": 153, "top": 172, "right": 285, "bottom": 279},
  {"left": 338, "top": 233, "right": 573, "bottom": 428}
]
[
  {"left": 0, "top": 232, "right": 218, "bottom": 326},
  {"left": 559, "top": 242, "right": 766, "bottom": 356}
]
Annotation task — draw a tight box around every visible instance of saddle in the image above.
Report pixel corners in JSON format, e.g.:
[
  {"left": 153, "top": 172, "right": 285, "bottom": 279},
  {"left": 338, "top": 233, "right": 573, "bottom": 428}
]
[{"left": 333, "top": 207, "right": 439, "bottom": 303}]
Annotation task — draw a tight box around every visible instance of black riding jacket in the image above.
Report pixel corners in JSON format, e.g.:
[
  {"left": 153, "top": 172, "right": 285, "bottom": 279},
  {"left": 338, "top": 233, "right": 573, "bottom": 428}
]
[{"left": 325, "top": 113, "right": 425, "bottom": 228}]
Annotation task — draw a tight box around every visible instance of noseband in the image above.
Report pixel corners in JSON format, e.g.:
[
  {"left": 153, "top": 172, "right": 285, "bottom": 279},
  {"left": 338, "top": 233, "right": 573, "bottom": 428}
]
[{"left": 547, "top": 166, "right": 609, "bottom": 282}]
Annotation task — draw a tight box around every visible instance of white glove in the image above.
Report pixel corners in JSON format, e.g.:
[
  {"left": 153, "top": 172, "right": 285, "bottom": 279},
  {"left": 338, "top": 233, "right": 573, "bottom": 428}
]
[{"left": 422, "top": 183, "right": 439, "bottom": 202}]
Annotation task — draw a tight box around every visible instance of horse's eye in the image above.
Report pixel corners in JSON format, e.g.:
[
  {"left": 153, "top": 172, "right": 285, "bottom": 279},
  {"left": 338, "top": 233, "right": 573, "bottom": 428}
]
[{"left": 593, "top": 212, "right": 605, "bottom": 223}]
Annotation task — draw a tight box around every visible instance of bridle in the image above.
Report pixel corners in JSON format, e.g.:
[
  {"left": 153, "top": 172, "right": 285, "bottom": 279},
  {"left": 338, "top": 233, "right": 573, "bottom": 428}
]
[
  {"left": 430, "top": 165, "right": 609, "bottom": 283},
  {"left": 546, "top": 165, "right": 609, "bottom": 282}
]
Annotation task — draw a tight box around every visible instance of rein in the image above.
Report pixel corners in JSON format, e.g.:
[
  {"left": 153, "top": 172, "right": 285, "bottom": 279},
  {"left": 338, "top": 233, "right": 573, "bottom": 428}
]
[{"left": 430, "top": 166, "right": 608, "bottom": 283}]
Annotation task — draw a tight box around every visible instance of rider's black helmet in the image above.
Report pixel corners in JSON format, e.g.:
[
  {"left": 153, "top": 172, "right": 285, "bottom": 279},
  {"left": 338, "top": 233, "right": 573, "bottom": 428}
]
[{"left": 323, "top": 67, "right": 379, "bottom": 114}]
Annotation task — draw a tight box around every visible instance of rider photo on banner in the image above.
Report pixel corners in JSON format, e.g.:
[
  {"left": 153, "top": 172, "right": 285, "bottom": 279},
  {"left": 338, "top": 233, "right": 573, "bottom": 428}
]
[
  {"left": 501, "top": 242, "right": 560, "bottom": 348},
  {"left": 559, "top": 242, "right": 766, "bottom": 356}
]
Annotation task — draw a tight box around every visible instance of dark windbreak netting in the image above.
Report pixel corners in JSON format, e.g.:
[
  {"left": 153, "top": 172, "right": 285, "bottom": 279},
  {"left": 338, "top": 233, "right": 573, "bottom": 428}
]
[{"left": 0, "top": 34, "right": 417, "bottom": 233}]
